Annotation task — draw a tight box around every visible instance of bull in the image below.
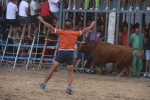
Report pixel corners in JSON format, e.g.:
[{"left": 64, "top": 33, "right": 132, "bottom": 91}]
[{"left": 76, "top": 39, "right": 143, "bottom": 78}]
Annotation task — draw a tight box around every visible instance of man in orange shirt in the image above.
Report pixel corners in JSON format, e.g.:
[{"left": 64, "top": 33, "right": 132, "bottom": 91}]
[{"left": 37, "top": 16, "right": 95, "bottom": 94}]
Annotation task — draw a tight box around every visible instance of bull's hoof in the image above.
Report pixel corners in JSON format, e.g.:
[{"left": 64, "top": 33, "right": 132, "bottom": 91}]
[{"left": 116, "top": 75, "right": 120, "bottom": 77}]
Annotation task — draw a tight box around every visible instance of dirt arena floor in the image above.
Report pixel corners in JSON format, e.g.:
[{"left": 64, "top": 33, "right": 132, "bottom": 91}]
[{"left": 0, "top": 67, "right": 150, "bottom": 100}]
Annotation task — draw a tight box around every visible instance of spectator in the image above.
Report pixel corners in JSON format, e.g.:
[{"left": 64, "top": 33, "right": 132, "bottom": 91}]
[
  {"left": 143, "top": 29, "right": 150, "bottom": 77},
  {"left": 67, "top": 0, "right": 76, "bottom": 9},
  {"left": 119, "top": 26, "right": 128, "bottom": 46},
  {"left": 130, "top": 27, "right": 144, "bottom": 77},
  {"left": 75, "top": 20, "right": 83, "bottom": 31},
  {"left": 104, "top": 0, "right": 109, "bottom": 10},
  {"left": 30, "top": 0, "right": 40, "bottom": 35},
  {"left": 121, "top": 0, "right": 126, "bottom": 11},
  {"left": 99, "top": 24, "right": 105, "bottom": 39},
  {"left": 41, "top": 0, "right": 51, "bottom": 40},
  {"left": 18, "top": 0, "right": 32, "bottom": 39},
  {"left": 129, "top": 0, "right": 140, "bottom": 11},
  {"left": 84, "top": 0, "right": 100, "bottom": 10},
  {"left": 48, "top": 0, "right": 61, "bottom": 29},
  {"left": 6, "top": 0, "right": 19, "bottom": 39},
  {"left": 147, "top": 0, "right": 150, "bottom": 10}
]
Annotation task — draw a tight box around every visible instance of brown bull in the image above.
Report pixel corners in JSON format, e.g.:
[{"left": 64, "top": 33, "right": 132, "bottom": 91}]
[{"left": 77, "top": 40, "right": 143, "bottom": 78}]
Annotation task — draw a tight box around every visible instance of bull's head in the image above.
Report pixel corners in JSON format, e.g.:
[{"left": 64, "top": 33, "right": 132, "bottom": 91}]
[{"left": 76, "top": 40, "right": 87, "bottom": 53}]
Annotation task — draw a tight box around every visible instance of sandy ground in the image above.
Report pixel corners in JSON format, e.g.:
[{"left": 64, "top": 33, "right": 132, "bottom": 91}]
[{"left": 0, "top": 67, "right": 150, "bottom": 100}]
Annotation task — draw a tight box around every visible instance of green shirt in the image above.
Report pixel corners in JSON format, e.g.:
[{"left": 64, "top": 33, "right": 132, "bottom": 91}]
[{"left": 131, "top": 33, "right": 144, "bottom": 49}]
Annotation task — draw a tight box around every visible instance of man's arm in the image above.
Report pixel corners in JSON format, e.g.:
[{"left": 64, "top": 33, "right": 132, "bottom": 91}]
[
  {"left": 37, "top": 16, "right": 55, "bottom": 31},
  {"left": 81, "top": 21, "right": 95, "bottom": 34}
]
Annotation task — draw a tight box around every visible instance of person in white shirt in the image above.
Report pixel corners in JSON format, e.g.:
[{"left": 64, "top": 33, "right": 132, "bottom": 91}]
[
  {"left": 48, "top": 0, "right": 60, "bottom": 28},
  {"left": 30, "top": 0, "right": 40, "bottom": 35},
  {"left": 18, "top": 0, "right": 32, "bottom": 39},
  {"left": 6, "top": 0, "right": 19, "bottom": 38}
]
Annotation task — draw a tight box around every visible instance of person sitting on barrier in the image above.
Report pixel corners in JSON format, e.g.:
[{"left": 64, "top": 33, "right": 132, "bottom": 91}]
[
  {"left": 41, "top": 0, "right": 52, "bottom": 40},
  {"left": 6, "top": 0, "right": 19, "bottom": 39},
  {"left": 48, "top": 0, "right": 60, "bottom": 29},
  {"left": 30, "top": 0, "right": 41, "bottom": 35},
  {"left": 18, "top": 0, "right": 32, "bottom": 39},
  {"left": 128, "top": 0, "right": 140, "bottom": 11},
  {"left": 38, "top": 15, "right": 95, "bottom": 94},
  {"left": 84, "top": 0, "right": 100, "bottom": 10},
  {"left": 67, "top": 0, "right": 76, "bottom": 9},
  {"left": 130, "top": 27, "right": 145, "bottom": 77},
  {"left": 147, "top": 0, "right": 150, "bottom": 10}
]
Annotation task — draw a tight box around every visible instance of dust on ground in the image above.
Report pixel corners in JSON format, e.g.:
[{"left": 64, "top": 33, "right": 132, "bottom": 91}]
[{"left": 0, "top": 68, "right": 150, "bottom": 100}]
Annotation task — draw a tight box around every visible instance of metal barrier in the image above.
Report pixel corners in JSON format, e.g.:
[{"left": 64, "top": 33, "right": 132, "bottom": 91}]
[{"left": 58, "top": 0, "right": 150, "bottom": 75}]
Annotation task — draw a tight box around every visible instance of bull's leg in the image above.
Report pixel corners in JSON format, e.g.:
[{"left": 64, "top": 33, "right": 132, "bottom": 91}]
[
  {"left": 126, "top": 65, "right": 132, "bottom": 78},
  {"left": 116, "top": 67, "right": 127, "bottom": 77}
]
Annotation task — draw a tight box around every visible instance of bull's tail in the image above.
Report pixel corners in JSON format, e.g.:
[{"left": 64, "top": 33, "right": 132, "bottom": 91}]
[{"left": 132, "top": 48, "right": 144, "bottom": 59}]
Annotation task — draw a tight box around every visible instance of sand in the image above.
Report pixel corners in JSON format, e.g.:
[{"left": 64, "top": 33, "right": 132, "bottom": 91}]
[{"left": 0, "top": 67, "right": 150, "bottom": 100}]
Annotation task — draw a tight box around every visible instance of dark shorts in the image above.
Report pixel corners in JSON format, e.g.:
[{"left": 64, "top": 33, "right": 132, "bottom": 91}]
[
  {"left": 55, "top": 50, "right": 74, "bottom": 65},
  {"left": 18, "top": 16, "right": 31, "bottom": 25},
  {"left": 6, "top": 19, "right": 19, "bottom": 26},
  {"left": 51, "top": 11, "right": 60, "bottom": 20},
  {"left": 30, "top": 15, "right": 39, "bottom": 27},
  {"left": 42, "top": 16, "right": 52, "bottom": 24}
]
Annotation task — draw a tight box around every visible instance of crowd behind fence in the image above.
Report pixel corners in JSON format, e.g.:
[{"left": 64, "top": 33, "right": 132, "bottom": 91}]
[{"left": 0, "top": 0, "right": 150, "bottom": 78}]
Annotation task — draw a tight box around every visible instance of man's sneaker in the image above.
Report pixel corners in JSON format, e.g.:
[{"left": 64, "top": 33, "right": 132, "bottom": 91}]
[
  {"left": 147, "top": 7, "right": 150, "bottom": 10},
  {"left": 95, "top": 8, "right": 99, "bottom": 10},
  {"left": 39, "top": 83, "right": 46, "bottom": 89},
  {"left": 104, "top": 7, "right": 108, "bottom": 11},
  {"left": 135, "top": 7, "right": 139, "bottom": 11},
  {"left": 73, "top": 5, "right": 76, "bottom": 9},
  {"left": 121, "top": 7, "right": 124, "bottom": 11},
  {"left": 143, "top": 72, "right": 148, "bottom": 77},
  {"left": 66, "top": 87, "right": 72, "bottom": 94},
  {"left": 129, "top": 6, "right": 133, "bottom": 11},
  {"left": 79, "top": 8, "right": 83, "bottom": 10}
]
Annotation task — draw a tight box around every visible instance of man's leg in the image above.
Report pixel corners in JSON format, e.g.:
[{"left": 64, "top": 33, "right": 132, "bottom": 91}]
[
  {"left": 84, "top": 0, "right": 90, "bottom": 9},
  {"left": 44, "top": 61, "right": 60, "bottom": 84},
  {"left": 67, "top": 65, "right": 74, "bottom": 88},
  {"left": 39, "top": 61, "right": 60, "bottom": 89},
  {"left": 132, "top": 57, "right": 137, "bottom": 76},
  {"left": 95, "top": 0, "right": 100, "bottom": 8}
]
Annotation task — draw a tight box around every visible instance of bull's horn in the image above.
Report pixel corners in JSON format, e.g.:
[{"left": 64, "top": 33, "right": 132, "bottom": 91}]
[{"left": 76, "top": 41, "right": 85, "bottom": 44}]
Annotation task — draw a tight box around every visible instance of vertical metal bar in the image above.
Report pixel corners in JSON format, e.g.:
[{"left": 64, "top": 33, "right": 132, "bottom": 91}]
[
  {"left": 73, "top": 12, "right": 76, "bottom": 31},
  {"left": 137, "top": 12, "right": 143, "bottom": 75},
  {"left": 62, "top": 11, "right": 65, "bottom": 30},
  {"left": 59, "top": 0, "right": 63, "bottom": 29},
  {"left": 94, "top": 12, "right": 97, "bottom": 40},
  {"left": 127, "top": 13, "right": 131, "bottom": 46},
  {"left": 81, "top": 12, "right": 87, "bottom": 68},
  {"left": 115, "top": 0, "right": 121, "bottom": 44},
  {"left": 105, "top": 12, "right": 108, "bottom": 42}
]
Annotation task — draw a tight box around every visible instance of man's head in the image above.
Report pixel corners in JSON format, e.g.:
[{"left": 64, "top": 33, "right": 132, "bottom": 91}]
[
  {"left": 135, "top": 28, "right": 139, "bottom": 35},
  {"left": 64, "top": 21, "right": 72, "bottom": 30}
]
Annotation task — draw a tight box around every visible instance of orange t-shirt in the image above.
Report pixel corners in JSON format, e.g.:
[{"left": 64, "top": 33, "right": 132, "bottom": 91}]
[{"left": 55, "top": 29, "right": 82, "bottom": 50}]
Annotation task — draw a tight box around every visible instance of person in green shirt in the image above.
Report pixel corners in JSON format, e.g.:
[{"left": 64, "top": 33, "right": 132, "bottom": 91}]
[{"left": 130, "top": 27, "right": 144, "bottom": 77}]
